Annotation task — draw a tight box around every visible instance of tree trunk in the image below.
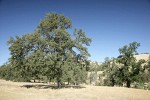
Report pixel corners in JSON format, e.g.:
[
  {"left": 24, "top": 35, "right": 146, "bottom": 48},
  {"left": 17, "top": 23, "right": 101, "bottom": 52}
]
[
  {"left": 47, "top": 78, "right": 51, "bottom": 85},
  {"left": 57, "top": 80, "right": 61, "bottom": 88},
  {"left": 74, "top": 82, "right": 77, "bottom": 86},
  {"left": 67, "top": 78, "right": 70, "bottom": 85},
  {"left": 90, "top": 79, "right": 91, "bottom": 85},
  {"left": 112, "top": 78, "right": 115, "bottom": 86},
  {"left": 126, "top": 79, "right": 131, "bottom": 88}
]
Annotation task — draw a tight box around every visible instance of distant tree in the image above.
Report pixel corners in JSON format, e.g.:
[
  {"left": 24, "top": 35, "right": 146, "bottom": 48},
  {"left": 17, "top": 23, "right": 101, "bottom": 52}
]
[
  {"left": 102, "top": 57, "right": 118, "bottom": 86},
  {"left": 0, "top": 63, "right": 14, "bottom": 80},
  {"left": 132, "top": 59, "right": 146, "bottom": 82},
  {"left": 88, "top": 61, "right": 101, "bottom": 85},
  {"left": 117, "top": 42, "right": 141, "bottom": 88},
  {"left": 141, "top": 60, "right": 150, "bottom": 82}
]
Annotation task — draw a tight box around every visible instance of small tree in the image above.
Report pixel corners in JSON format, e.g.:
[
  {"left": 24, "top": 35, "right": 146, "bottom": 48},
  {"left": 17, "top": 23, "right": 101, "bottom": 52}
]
[
  {"left": 102, "top": 57, "right": 118, "bottom": 86},
  {"left": 117, "top": 42, "right": 140, "bottom": 88},
  {"left": 88, "top": 61, "right": 101, "bottom": 85}
]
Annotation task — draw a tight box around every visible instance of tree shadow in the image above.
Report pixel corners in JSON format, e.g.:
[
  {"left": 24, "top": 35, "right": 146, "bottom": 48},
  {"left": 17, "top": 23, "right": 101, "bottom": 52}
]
[{"left": 21, "top": 84, "right": 86, "bottom": 89}]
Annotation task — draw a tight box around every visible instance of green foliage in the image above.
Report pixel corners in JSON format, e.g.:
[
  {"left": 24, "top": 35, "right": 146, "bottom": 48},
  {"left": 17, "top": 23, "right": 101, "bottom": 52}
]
[
  {"left": 0, "top": 64, "right": 13, "bottom": 80},
  {"left": 116, "top": 42, "right": 149, "bottom": 88},
  {"left": 141, "top": 60, "right": 150, "bottom": 82},
  {"left": 1, "top": 13, "right": 149, "bottom": 90},
  {"left": 100, "top": 42, "right": 149, "bottom": 88},
  {"left": 88, "top": 61, "right": 101, "bottom": 85},
  {"left": 147, "top": 82, "right": 150, "bottom": 90},
  {"left": 116, "top": 42, "right": 141, "bottom": 88},
  {"left": 101, "top": 57, "right": 118, "bottom": 86},
  {"left": 1, "top": 13, "right": 91, "bottom": 88}
]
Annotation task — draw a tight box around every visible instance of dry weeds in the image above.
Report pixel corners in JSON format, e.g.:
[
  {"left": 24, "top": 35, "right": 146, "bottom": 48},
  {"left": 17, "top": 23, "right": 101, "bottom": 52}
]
[{"left": 0, "top": 79, "right": 150, "bottom": 100}]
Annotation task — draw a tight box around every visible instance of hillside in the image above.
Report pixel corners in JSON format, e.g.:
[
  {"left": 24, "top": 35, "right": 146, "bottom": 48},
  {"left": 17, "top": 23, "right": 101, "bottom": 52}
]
[
  {"left": 0, "top": 79, "right": 150, "bottom": 100},
  {"left": 87, "top": 54, "right": 150, "bottom": 85},
  {"left": 134, "top": 54, "right": 150, "bottom": 61}
]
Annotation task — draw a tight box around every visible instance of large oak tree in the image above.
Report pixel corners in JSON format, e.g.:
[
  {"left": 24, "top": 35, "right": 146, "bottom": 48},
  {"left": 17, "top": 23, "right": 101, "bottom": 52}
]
[{"left": 7, "top": 13, "right": 91, "bottom": 88}]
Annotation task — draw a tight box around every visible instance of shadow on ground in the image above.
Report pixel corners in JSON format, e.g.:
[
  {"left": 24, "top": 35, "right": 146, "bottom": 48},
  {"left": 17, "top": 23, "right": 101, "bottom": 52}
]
[{"left": 21, "top": 84, "right": 85, "bottom": 89}]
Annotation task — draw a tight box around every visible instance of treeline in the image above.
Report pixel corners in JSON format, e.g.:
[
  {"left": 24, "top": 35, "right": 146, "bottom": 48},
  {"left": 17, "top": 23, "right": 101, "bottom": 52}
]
[
  {"left": 0, "top": 13, "right": 150, "bottom": 89},
  {"left": 88, "top": 42, "right": 150, "bottom": 89},
  {"left": 0, "top": 13, "right": 91, "bottom": 88}
]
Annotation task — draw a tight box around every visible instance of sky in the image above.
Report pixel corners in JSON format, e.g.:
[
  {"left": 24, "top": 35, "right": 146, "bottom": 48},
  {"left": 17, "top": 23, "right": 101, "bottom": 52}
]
[{"left": 0, "top": 0, "right": 150, "bottom": 65}]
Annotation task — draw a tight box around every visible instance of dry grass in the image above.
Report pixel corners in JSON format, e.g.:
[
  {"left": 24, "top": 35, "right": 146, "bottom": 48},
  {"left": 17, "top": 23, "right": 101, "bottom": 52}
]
[
  {"left": 134, "top": 54, "right": 150, "bottom": 61},
  {"left": 0, "top": 79, "right": 150, "bottom": 100}
]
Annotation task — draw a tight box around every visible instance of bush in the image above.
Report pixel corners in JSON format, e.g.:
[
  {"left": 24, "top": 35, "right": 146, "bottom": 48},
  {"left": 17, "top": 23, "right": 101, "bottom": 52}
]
[{"left": 147, "top": 83, "right": 150, "bottom": 90}]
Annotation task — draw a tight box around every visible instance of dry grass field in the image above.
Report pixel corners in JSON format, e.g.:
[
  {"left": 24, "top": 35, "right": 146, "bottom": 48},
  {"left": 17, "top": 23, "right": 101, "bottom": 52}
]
[{"left": 0, "top": 79, "right": 150, "bottom": 100}]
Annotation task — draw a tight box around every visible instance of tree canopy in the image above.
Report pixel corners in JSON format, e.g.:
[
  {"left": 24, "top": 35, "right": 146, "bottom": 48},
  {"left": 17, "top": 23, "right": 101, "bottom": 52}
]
[
  {"left": 0, "top": 13, "right": 149, "bottom": 89},
  {"left": 1, "top": 13, "right": 92, "bottom": 88}
]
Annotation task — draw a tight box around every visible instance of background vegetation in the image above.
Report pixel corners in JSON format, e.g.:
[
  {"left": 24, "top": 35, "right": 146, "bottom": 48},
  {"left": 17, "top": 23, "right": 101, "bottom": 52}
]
[{"left": 0, "top": 13, "right": 150, "bottom": 90}]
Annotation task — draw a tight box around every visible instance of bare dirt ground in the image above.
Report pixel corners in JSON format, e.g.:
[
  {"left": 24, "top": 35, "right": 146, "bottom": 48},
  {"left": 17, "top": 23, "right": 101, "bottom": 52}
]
[{"left": 0, "top": 79, "right": 150, "bottom": 100}]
